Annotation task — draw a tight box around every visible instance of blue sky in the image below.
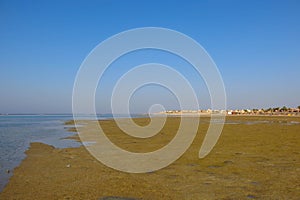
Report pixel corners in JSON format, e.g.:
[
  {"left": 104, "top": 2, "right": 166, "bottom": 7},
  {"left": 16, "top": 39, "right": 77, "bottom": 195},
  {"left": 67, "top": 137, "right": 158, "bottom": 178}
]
[{"left": 0, "top": 0, "right": 300, "bottom": 114}]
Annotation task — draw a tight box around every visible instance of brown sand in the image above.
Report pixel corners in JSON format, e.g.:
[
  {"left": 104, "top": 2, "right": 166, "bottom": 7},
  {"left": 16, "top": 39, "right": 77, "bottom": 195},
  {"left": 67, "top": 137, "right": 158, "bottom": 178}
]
[{"left": 1, "top": 116, "right": 300, "bottom": 199}]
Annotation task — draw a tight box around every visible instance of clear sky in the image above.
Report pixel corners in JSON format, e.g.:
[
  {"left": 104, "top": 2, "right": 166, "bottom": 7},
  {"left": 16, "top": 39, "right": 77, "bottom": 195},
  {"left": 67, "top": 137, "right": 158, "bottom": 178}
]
[{"left": 0, "top": 0, "right": 300, "bottom": 114}]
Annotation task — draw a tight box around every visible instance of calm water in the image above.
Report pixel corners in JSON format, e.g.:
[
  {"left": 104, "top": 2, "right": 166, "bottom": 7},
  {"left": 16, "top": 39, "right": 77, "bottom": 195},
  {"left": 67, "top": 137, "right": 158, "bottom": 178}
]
[
  {"left": 0, "top": 114, "right": 145, "bottom": 191},
  {"left": 0, "top": 115, "right": 82, "bottom": 191}
]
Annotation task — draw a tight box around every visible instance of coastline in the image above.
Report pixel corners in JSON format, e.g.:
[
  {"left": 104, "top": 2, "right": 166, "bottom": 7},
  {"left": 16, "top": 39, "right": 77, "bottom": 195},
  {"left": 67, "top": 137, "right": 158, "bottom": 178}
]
[
  {"left": 154, "top": 113, "right": 300, "bottom": 117},
  {"left": 1, "top": 116, "right": 300, "bottom": 199}
]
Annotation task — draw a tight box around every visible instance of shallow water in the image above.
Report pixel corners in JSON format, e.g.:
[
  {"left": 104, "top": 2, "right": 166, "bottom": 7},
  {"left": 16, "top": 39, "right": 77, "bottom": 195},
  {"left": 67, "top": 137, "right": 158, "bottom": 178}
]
[
  {"left": 0, "top": 115, "right": 82, "bottom": 191},
  {"left": 0, "top": 114, "right": 145, "bottom": 191}
]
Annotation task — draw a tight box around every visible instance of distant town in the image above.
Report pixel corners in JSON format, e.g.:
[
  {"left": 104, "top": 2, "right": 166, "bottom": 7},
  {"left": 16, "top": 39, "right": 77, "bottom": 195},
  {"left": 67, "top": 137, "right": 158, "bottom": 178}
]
[{"left": 158, "top": 106, "right": 300, "bottom": 116}]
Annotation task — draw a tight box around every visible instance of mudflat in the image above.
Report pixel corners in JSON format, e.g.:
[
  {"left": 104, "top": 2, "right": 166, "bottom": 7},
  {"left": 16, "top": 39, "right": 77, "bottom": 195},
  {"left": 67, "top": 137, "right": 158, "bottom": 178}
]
[{"left": 1, "top": 116, "right": 299, "bottom": 199}]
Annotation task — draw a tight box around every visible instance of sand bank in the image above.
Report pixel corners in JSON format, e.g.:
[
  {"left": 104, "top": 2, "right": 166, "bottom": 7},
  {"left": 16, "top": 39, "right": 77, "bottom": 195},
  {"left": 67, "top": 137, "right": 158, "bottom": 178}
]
[{"left": 1, "top": 116, "right": 299, "bottom": 199}]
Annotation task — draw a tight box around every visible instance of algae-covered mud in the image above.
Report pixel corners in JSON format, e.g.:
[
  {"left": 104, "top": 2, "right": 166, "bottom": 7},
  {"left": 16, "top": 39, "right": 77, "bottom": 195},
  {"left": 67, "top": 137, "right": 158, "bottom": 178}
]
[{"left": 1, "top": 116, "right": 299, "bottom": 199}]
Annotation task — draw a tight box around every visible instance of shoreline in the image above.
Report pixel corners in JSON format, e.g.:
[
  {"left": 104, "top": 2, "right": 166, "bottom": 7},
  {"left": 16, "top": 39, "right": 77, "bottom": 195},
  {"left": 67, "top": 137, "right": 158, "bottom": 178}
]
[
  {"left": 154, "top": 113, "right": 300, "bottom": 117},
  {"left": 1, "top": 116, "right": 300, "bottom": 199}
]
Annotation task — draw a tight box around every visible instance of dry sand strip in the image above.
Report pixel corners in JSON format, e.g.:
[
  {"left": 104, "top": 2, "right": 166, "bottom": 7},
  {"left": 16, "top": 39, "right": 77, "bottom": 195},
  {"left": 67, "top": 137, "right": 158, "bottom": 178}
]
[{"left": 1, "top": 116, "right": 300, "bottom": 199}]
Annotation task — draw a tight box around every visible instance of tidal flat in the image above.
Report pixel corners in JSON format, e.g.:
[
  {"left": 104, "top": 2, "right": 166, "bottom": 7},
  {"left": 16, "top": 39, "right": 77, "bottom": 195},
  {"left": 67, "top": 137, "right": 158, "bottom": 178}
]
[{"left": 1, "top": 116, "right": 299, "bottom": 199}]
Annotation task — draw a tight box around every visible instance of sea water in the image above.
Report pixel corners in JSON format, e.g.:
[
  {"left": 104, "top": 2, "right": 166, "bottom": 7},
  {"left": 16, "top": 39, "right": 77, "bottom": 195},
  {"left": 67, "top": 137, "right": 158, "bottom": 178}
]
[
  {"left": 0, "top": 115, "right": 82, "bottom": 191},
  {"left": 0, "top": 114, "right": 144, "bottom": 192}
]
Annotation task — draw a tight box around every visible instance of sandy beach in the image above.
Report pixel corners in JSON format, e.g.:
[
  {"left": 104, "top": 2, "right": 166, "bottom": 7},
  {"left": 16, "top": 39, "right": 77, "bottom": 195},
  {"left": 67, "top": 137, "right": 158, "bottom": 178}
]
[{"left": 1, "top": 116, "right": 300, "bottom": 199}]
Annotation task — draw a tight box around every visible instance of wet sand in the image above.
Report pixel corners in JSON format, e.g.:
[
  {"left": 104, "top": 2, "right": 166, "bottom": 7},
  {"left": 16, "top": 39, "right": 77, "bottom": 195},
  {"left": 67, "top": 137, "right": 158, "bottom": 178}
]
[{"left": 1, "top": 116, "right": 300, "bottom": 199}]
